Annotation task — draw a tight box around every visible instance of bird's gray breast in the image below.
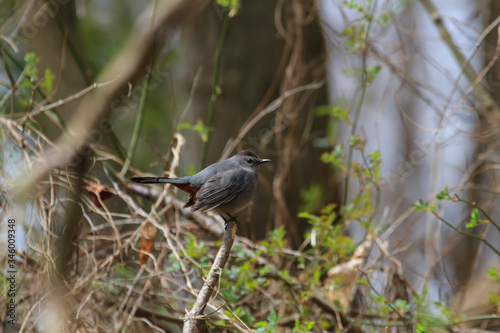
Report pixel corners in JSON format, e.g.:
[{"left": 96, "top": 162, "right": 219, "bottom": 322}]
[{"left": 215, "top": 167, "right": 258, "bottom": 215}]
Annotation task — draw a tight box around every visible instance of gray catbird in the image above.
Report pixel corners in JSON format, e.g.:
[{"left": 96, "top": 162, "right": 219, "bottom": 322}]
[{"left": 131, "top": 150, "right": 270, "bottom": 223}]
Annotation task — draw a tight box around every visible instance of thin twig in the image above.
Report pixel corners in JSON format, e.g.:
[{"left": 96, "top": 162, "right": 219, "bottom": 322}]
[
  {"left": 431, "top": 211, "right": 500, "bottom": 256},
  {"left": 343, "top": 0, "right": 379, "bottom": 205},
  {"left": 455, "top": 193, "right": 500, "bottom": 234},
  {"left": 18, "top": 78, "right": 118, "bottom": 123}
]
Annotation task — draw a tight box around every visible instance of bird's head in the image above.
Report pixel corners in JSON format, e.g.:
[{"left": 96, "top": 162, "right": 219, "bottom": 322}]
[{"left": 235, "top": 150, "right": 271, "bottom": 168}]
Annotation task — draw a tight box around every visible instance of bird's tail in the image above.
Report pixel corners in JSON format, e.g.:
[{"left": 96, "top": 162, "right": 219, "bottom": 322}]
[
  {"left": 131, "top": 176, "right": 198, "bottom": 196},
  {"left": 130, "top": 177, "right": 182, "bottom": 184}
]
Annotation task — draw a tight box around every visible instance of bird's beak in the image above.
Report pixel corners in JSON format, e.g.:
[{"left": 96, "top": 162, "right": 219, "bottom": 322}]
[{"left": 258, "top": 159, "right": 271, "bottom": 165}]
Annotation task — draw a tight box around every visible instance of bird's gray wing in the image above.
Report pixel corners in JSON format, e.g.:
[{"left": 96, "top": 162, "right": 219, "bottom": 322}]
[{"left": 191, "top": 169, "right": 247, "bottom": 212}]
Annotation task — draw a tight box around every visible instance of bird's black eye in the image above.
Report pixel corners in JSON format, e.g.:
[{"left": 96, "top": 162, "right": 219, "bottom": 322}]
[{"left": 245, "top": 158, "right": 252, "bottom": 164}]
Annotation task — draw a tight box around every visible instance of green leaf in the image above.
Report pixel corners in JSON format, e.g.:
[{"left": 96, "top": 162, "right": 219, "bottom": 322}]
[
  {"left": 313, "top": 268, "right": 321, "bottom": 285},
  {"left": 413, "top": 199, "right": 427, "bottom": 211},
  {"left": 255, "top": 309, "right": 281, "bottom": 333},
  {"left": 436, "top": 186, "right": 449, "bottom": 200},
  {"left": 299, "top": 184, "right": 323, "bottom": 213},
  {"left": 187, "top": 165, "right": 197, "bottom": 176},
  {"left": 415, "top": 323, "right": 427, "bottom": 333},
  {"left": 24, "top": 52, "right": 40, "bottom": 82},
  {"left": 177, "top": 121, "right": 192, "bottom": 130},
  {"left": 465, "top": 220, "right": 477, "bottom": 228},
  {"left": 488, "top": 267, "right": 500, "bottom": 281},
  {"left": 349, "top": 135, "right": 365, "bottom": 151},
  {"left": 41, "top": 68, "right": 55, "bottom": 95},
  {"left": 217, "top": 0, "right": 241, "bottom": 16},
  {"left": 489, "top": 291, "right": 500, "bottom": 307},
  {"left": 315, "top": 104, "right": 351, "bottom": 123},
  {"left": 471, "top": 208, "right": 479, "bottom": 220},
  {"left": 356, "top": 277, "right": 368, "bottom": 285},
  {"left": 194, "top": 120, "right": 211, "bottom": 142},
  {"left": 178, "top": 120, "right": 211, "bottom": 142},
  {"left": 366, "top": 65, "right": 382, "bottom": 84},
  {"left": 293, "top": 319, "right": 316, "bottom": 332},
  {"left": 321, "top": 145, "right": 344, "bottom": 169},
  {"left": 467, "top": 208, "right": 485, "bottom": 228}
]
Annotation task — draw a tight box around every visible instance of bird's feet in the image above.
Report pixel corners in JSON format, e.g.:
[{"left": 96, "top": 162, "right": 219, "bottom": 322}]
[{"left": 223, "top": 214, "right": 239, "bottom": 230}]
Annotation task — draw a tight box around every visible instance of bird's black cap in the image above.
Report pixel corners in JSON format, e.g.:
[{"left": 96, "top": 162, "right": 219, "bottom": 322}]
[
  {"left": 236, "top": 150, "right": 271, "bottom": 164},
  {"left": 236, "top": 150, "right": 260, "bottom": 158}
]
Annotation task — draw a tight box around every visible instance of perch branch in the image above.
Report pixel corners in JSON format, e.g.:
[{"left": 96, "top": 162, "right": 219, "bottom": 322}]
[{"left": 182, "top": 221, "right": 237, "bottom": 333}]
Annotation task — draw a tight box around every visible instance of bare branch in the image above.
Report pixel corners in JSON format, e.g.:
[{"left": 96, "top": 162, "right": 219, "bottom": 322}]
[{"left": 182, "top": 222, "right": 237, "bottom": 333}]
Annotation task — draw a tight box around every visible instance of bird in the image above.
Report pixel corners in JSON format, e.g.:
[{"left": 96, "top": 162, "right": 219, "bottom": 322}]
[{"left": 131, "top": 150, "right": 270, "bottom": 224}]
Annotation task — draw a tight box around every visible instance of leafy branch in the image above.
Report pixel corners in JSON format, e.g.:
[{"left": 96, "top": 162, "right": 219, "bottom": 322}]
[{"left": 414, "top": 187, "right": 500, "bottom": 256}]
